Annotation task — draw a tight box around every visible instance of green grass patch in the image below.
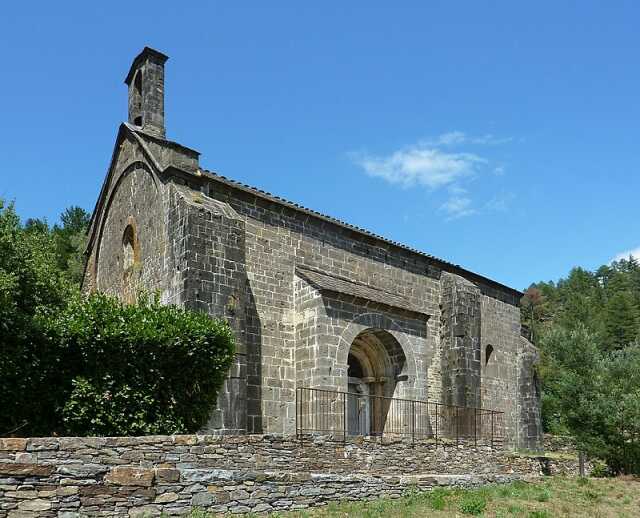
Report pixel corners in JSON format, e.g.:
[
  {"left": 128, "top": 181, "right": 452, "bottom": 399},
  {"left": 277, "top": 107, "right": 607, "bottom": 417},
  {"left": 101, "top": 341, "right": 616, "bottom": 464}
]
[{"left": 183, "top": 476, "right": 640, "bottom": 517}]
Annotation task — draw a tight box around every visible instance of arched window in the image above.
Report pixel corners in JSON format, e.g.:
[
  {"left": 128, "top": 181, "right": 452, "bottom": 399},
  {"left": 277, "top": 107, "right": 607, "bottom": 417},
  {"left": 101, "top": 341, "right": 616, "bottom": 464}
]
[
  {"left": 485, "top": 344, "right": 494, "bottom": 366},
  {"left": 122, "top": 224, "right": 138, "bottom": 271}
]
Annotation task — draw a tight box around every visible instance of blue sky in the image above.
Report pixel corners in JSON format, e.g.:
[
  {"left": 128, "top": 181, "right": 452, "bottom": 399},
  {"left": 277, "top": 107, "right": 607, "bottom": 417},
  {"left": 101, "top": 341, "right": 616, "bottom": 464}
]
[{"left": 1, "top": 1, "right": 639, "bottom": 290}]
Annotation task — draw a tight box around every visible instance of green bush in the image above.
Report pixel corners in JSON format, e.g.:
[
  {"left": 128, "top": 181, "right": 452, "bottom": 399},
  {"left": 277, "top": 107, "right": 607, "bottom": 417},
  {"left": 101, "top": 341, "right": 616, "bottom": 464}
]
[
  {"left": 41, "top": 293, "right": 235, "bottom": 436},
  {"left": 458, "top": 493, "right": 487, "bottom": 515},
  {"left": 428, "top": 488, "right": 448, "bottom": 510},
  {"left": 589, "top": 460, "right": 610, "bottom": 478}
]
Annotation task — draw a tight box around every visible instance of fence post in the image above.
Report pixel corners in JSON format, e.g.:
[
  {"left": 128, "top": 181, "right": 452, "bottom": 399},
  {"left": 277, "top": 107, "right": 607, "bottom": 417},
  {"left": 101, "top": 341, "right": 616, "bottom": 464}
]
[
  {"left": 411, "top": 400, "right": 415, "bottom": 447},
  {"left": 456, "top": 406, "right": 459, "bottom": 447},
  {"left": 491, "top": 412, "right": 494, "bottom": 449},
  {"left": 435, "top": 403, "right": 438, "bottom": 447},
  {"left": 296, "top": 387, "right": 299, "bottom": 440},
  {"left": 579, "top": 451, "right": 585, "bottom": 477},
  {"left": 343, "top": 391, "right": 347, "bottom": 445},
  {"left": 474, "top": 407, "right": 477, "bottom": 448}
]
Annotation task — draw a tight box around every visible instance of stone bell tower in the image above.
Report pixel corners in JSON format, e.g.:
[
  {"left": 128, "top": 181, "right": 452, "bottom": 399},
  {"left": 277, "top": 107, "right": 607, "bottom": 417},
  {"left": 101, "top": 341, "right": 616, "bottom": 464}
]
[{"left": 124, "top": 47, "right": 168, "bottom": 138}]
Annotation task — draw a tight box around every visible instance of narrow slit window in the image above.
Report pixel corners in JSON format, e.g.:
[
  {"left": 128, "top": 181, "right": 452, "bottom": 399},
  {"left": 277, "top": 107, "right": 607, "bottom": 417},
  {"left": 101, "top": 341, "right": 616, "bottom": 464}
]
[
  {"left": 122, "top": 224, "right": 137, "bottom": 270},
  {"left": 133, "top": 71, "right": 143, "bottom": 126},
  {"left": 485, "top": 344, "right": 494, "bottom": 366}
]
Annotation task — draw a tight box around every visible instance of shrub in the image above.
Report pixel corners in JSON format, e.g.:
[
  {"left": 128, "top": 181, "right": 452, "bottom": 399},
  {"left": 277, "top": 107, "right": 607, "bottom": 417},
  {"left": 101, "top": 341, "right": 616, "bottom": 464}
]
[
  {"left": 590, "top": 460, "right": 610, "bottom": 478},
  {"left": 402, "top": 484, "right": 420, "bottom": 505},
  {"left": 458, "top": 493, "right": 487, "bottom": 515},
  {"left": 428, "top": 488, "right": 448, "bottom": 510},
  {"left": 39, "top": 293, "right": 235, "bottom": 436}
]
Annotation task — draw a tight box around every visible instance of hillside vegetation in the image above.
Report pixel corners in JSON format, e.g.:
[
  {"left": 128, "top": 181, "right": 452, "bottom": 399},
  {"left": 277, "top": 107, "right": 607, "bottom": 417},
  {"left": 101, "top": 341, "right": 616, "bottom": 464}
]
[{"left": 522, "top": 258, "right": 640, "bottom": 474}]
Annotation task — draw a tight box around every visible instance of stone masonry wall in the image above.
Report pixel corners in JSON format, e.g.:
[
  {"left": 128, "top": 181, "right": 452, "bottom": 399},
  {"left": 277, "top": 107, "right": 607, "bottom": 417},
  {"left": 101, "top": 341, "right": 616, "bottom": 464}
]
[
  {"left": 439, "top": 273, "right": 481, "bottom": 439},
  {"left": 0, "top": 435, "right": 579, "bottom": 517},
  {"left": 202, "top": 178, "right": 448, "bottom": 434},
  {"left": 168, "top": 185, "right": 249, "bottom": 435},
  {"left": 480, "top": 295, "right": 522, "bottom": 448}
]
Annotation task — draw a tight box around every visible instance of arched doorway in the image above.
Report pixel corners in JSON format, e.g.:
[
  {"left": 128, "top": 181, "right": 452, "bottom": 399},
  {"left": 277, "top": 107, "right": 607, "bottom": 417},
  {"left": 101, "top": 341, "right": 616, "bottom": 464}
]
[{"left": 346, "top": 328, "right": 407, "bottom": 436}]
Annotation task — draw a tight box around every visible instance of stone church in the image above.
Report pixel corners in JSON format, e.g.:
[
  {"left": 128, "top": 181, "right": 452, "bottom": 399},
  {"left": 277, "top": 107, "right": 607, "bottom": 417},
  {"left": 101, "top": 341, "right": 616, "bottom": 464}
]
[{"left": 83, "top": 48, "right": 542, "bottom": 450}]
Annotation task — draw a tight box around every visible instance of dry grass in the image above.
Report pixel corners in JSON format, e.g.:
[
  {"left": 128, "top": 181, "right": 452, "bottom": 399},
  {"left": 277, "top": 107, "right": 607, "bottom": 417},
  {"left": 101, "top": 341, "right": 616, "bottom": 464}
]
[
  {"left": 278, "top": 476, "right": 640, "bottom": 518},
  {"left": 188, "top": 476, "right": 640, "bottom": 517}
]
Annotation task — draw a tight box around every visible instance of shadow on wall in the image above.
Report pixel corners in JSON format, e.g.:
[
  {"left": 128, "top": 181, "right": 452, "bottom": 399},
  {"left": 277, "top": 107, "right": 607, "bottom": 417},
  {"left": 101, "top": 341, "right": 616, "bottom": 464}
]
[{"left": 245, "top": 283, "right": 262, "bottom": 433}]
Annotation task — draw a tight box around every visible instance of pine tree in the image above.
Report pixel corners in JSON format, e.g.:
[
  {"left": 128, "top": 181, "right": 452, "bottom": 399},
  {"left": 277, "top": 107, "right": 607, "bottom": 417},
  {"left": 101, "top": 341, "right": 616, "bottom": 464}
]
[{"left": 604, "top": 291, "right": 639, "bottom": 350}]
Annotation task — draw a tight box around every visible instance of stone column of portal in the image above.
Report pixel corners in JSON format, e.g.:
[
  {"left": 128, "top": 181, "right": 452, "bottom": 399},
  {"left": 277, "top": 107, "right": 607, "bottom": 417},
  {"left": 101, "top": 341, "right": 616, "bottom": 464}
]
[{"left": 439, "top": 272, "right": 482, "bottom": 439}]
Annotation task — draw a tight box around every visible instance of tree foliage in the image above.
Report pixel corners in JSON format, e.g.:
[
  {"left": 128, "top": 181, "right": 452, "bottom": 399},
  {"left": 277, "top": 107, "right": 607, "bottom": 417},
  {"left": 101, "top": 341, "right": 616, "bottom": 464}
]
[
  {"left": 0, "top": 199, "right": 235, "bottom": 437},
  {"left": 54, "top": 206, "right": 91, "bottom": 284},
  {"left": 526, "top": 260, "right": 640, "bottom": 351},
  {"left": 539, "top": 327, "right": 640, "bottom": 474},
  {"left": 528, "top": 257, "right": 640, "bottom": 473},
  {"left": 0, "top": 200, "right": 74, "bottom": 435}
]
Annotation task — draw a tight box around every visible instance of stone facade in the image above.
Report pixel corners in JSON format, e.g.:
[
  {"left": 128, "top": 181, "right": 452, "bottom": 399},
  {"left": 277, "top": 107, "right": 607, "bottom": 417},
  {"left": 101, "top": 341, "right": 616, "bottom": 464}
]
[
  {"left": 83, "top": 48, "right": 542, "bottom": 449},
  {"left": 0, "top": 435, "right": 584, "bottom": 517}
]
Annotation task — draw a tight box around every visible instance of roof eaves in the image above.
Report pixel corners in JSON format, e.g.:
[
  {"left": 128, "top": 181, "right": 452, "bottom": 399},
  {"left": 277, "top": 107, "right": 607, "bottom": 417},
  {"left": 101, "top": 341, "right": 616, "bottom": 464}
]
[{"left": 197, "top": 168, "right": 523, "bottom": 300}]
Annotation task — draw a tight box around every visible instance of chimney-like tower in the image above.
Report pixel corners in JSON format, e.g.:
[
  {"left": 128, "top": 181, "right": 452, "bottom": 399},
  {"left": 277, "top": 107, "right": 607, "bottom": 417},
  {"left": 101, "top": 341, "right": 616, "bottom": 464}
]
[{"left": 124, "top": 47, "right": 168, "bottom": 138}]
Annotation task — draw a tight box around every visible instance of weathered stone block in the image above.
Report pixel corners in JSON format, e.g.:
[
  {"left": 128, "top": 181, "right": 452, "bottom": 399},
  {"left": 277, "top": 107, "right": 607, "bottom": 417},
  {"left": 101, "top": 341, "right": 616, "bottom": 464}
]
[
  {"left": 57, "top": 464, "right": 107, "bottom": 477},
  {"left": 17, "top": 499, "right": 51, "bottom": 512},
  {"left": 230, "top": 488, "right": 250, "bottom": 500},
  {"left": 213, "top": 490, "right": 231, "bottom": 503},
  {"left": 25, "top": 438, "right": 59, "bottom": 452},
  {"left": 57, "top": 486, "right": 79, "bottom": 496},
  {"left": 0, "top": 463, "right": 54, "bottom": 477},
  {"left": 105, "top": 466, "right": 155, "bottom": 487},
  {"left": 128, "top": 504, "right": 160, "bottom": 517},
  {"left": 173, "top": 435, "right": 198, "bottom": 446},
  {"left": 155, "top": 491, "right": 179, "bottom": 503},
  {"left": 192, "top": 492, "right": 214, "bottom": 506},
  {"left": 0, "top": 439, "right": 27, "bottom": 451},
  {"left": 8, "top": 511, "right": 39, "bottom": 518},
  {"left": 155, "top": 468, "right": 180, "bottom": 483}
]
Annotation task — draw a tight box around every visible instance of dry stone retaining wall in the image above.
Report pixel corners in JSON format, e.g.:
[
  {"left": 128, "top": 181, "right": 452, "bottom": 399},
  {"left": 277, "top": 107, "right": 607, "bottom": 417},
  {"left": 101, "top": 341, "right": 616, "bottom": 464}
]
[{"left": 0, "top": 434, "right": 584, "bottom": 517}]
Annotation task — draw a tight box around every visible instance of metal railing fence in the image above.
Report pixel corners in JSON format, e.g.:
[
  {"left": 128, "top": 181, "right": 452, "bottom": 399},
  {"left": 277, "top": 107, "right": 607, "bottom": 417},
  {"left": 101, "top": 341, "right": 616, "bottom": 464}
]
[{"left": 296, "top": 387, "right": 504, "bottom": 447}]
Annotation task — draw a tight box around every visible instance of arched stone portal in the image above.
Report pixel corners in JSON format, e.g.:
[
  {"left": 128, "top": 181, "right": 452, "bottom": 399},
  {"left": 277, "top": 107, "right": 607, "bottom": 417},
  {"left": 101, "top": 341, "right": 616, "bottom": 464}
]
[{"left": 346, "top": 328, "right": 407, "bottom": 436}]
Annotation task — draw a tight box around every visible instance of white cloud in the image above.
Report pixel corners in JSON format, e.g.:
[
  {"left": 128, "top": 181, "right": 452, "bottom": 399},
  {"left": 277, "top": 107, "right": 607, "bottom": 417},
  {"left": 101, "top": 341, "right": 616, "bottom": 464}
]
[
  {"left": 440, "top": 190, "right": 476, "bottom": 220},
  {"left": 470, "top": 134, "right": 513, "bottom": 145},
  {"left": 352, "top": 145, "right": 485, "bottom": 190},
  {"left": 351, "top": 131, "right": 513, "bottom": 221},
  {"left": 422, "top": 132, "right": 512, "bottom": 147},
  {"left": 485, "top": 191, "right": 515, "bottom": 212},
  {"left": 425, "top": 131, "right": 466, "bottom": 146},
  {"left": 612, "top": 247, "right": 640, "bottom": 262}
]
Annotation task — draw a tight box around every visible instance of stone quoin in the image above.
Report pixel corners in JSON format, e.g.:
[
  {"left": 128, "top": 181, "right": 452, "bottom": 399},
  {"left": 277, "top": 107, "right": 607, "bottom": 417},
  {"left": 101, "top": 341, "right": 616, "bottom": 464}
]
[{"left": 83, "top": 47, "right": 542, "bottom": 450}]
